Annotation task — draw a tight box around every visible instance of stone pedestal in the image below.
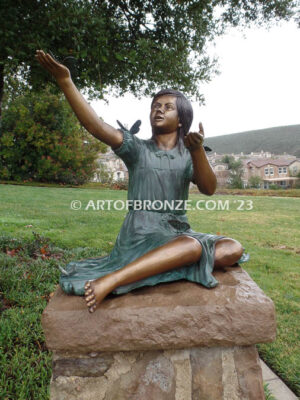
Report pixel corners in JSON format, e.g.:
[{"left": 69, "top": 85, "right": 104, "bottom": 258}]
[{"left": 42, "top": 267, "right": 276, "bottom": 400}]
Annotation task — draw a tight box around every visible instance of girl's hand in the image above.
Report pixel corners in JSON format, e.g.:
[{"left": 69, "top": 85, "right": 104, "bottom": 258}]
[
  {"left": 35, "top": 50, "right": 71, "bottom": 83},
  {"left": 184, "top": 122, "right": 204, "bottom": 152}
]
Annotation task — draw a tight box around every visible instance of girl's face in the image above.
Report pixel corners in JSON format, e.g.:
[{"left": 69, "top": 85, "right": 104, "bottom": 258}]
[{"left": 150, "top": 95, "right": 180, "bottom": 135}]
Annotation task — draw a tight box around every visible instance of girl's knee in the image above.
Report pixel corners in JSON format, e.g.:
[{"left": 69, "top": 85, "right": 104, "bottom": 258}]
[
  {"left": 216, "top": 238, "right": 243, "bottom": 259},
  {"left": 183, "top": 235, "right": 202, "bottom": 258},
  {"left": 230, "top": 239, "right": 244, "bottom": 259}
]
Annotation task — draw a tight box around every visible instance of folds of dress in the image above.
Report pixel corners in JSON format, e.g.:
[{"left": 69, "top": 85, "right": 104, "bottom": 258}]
[{"left": 60, "top": 129, "right": 227, "bottom": 295}]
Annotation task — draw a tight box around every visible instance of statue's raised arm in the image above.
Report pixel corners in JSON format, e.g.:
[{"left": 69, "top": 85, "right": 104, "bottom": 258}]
[{"left": 35, "top": 50, "right": 123, "bottom": 148}]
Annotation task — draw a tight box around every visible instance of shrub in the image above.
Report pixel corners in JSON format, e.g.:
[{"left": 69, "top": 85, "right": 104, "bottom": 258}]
[
  {"left": 269, "top": 184, "right": 280, "bottom": 190},
  {"left": 249, "top": 175, "right": 262, "bottom": 188},
  {"left": 0, "top": 88, "right": 106, "bottom": 185},
  {"left": 112, "top": 178, "right": 128, "bottom": 190}
]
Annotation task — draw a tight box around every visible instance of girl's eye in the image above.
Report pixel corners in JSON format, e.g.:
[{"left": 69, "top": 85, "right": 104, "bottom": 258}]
[{"left": 166, "top": 104, "right": 174, "bottom": 110}]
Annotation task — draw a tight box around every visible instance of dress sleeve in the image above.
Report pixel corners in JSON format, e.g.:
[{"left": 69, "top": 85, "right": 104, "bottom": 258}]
[
  {"left": 185, "top": 157, "right": 195, "bottom": 183},
  {"left": 112, "top": 129, "right": 141, "bottom": 168}
]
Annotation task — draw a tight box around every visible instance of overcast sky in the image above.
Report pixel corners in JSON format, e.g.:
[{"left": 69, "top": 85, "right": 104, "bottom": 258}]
[{"left": 91, "top": 21, "right": 300, "bottom": 139}]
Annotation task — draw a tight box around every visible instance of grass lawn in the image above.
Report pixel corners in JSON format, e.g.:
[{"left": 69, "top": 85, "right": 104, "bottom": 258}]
[{"left": 0, "top": 184, "right": 299, "bottom": 399}]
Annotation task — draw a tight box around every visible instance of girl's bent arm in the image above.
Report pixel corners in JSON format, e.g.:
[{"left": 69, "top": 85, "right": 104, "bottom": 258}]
[
  {"left": 35, "top": 50, "right": 123, "bottom": 148},
  {"left": 190, "top": 146, "right": 217, "bottom": 196},
  {"left": 184, "top": 123, "right": 217, "bottom": 196}
]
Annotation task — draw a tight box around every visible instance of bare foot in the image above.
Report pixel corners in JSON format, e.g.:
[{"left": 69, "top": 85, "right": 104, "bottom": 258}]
[
  {"left": 84, "top": 281, "right": 98, "bottom": 313},
  {"left": 84, "top": 274, "right": 116, "bottom": 313}
]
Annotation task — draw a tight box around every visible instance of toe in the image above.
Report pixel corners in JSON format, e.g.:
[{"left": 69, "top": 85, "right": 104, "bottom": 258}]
[
  {"left": 87, "top": 299, "right": 95, "bottom": 307},
  {"left": 85, "top": 288, "right": 93, "bottom": 296},
  {"left": 84, "top": 281, "right": 91, "bottom": 289},
  {"left": 86, "top": 294, "right": 94, "bottom": 302}
]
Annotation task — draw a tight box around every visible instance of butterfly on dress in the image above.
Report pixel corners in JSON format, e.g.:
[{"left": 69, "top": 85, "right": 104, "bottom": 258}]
[
  {"left": 167, "top": 219, "right": 191, "bottom": 232},
  {"left": 117, "top": 120, "right": 142, "bottom": 135}
]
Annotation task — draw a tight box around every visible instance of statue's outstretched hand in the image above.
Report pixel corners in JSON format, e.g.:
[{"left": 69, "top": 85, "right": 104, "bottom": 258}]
[
  {"left": 35, "top": 50, "right": 71, "bottom": 82},
  {"left": 184, "top": 122, "right": 204, "bottom": 152}
]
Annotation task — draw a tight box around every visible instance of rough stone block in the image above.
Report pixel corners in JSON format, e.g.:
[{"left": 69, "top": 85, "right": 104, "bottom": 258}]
[
  {"left": 50, "top": 346, "right": 264, "bottom": 400},
  {"left": 43, "top": 267, "right": 276, "bottom": 399},
  {"left": 42, "top": 267, "right": 276, "bottom": 353}
]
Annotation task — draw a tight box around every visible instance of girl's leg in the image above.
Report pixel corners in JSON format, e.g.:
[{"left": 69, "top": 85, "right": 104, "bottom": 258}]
[
  {"left": 214, "top": 238, "right": 244, "bottom": 269},
  {"left": 85, "top": 235, "right": 202, "bottom": 312}
]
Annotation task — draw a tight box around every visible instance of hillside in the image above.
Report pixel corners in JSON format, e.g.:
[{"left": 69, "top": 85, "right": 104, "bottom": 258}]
[{"left": 204, "top": 125, "right": 300, "bottom": 157}]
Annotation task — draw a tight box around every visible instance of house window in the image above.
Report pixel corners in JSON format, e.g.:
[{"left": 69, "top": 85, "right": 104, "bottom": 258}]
[
  {"left": 279, "top": 181, "right": 287, "bottom": 186},
  {"left": 278, "top": 167, "right": 287, "bottom": 174},
  {"left": 264, "top": 168, "right": 269, "bottom": 176},
  {"left": 293, "top": 166, "right": 298, "bottom": 174},
  {"left": 269, "top": 167, "right": 274, "bottom": 176}
]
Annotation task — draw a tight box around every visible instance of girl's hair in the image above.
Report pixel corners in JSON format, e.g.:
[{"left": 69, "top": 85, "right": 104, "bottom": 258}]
[{"left": 151, "top": 89, "right": 193, "bottom": 152}]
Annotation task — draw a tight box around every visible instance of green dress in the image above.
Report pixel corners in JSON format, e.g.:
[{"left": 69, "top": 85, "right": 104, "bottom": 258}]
[{"left": 60, "top": 129, "right": 226, "bottom": 295}]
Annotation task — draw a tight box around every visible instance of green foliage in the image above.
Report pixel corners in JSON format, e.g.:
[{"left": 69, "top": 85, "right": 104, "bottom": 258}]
[
  {"left": 221, "top": 155, "right": 244, "bottom": 188},
  {"left": 0, "top": 88, "right": 106, "bottom": 184},
  {"left": 293, "top": 172, "right": 300, "bottom": 188},
  {"left": 0, "top": 0, "right": 297, "bottom": 107},
  {"left": 264, "top": 383, "right": 277, "bottom": 400},
  {"left": 112, "top": 178, "right": 129, "bottom": 191},
  {"left": 96, "top": 165, "right": 129, "bottom": 190},
  {"left": 0, "top": 233, "right": 101, "bottom": 400},
  {"left": 96, "top": 162, "right": 113, "bottom": 184},
  {"left": 269, "top": 184, "right": 281, "bottom": 190},
  {"left": 0, "top": 231, "right": 55, "bottom": 259},
  {"left": 220, "top": 154, "right": 231, "bottom": 165},
  {"left": 249, "top": 175, "right": 263, "bottom": 188},
  {"left": 205, "top": 125, "right": 300, "bottom": 157}
]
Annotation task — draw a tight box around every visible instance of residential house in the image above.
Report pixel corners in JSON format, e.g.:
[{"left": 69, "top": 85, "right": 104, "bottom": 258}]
[
  {"left": 211, "top": 162, "right": 230, "bottom": 188},
  {"left": 245, "top": 158, "right": 300, "bottom": 188},
  {"left": 92, "top": 150, "right": 128, "bottom": 182},
  {"left": 92, "top": 147, "right": 300, "bottom": 189}
]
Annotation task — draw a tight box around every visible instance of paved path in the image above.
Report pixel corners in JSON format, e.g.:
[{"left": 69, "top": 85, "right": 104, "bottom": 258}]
[{"left": 260, "top": 360, "right": 298, "bottom": 400}]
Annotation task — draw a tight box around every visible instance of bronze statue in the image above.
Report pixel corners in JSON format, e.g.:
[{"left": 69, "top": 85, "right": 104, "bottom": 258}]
[{"left": 36, "top": 50, "right": 245, "bottom": 313}]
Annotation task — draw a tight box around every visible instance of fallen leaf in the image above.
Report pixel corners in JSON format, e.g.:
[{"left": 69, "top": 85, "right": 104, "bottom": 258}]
[{"left": 40, "top": 245, "right": 48, "bottom": 255}]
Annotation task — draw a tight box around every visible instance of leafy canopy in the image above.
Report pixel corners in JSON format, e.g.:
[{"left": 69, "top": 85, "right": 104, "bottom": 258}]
[{"left": 1, "top": 0, "right": 297, "bottom": 103}]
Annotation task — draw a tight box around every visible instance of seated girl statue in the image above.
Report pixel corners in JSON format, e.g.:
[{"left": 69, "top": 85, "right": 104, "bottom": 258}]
[{"left": 36, "top": 50, "right": 247, "bottom": 313}]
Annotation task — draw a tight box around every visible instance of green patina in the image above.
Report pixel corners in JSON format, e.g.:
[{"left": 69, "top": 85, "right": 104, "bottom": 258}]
[{"left": 60, "top": 129, "right": 228, "bottom": 295}]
